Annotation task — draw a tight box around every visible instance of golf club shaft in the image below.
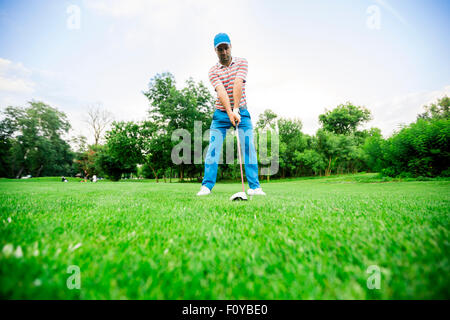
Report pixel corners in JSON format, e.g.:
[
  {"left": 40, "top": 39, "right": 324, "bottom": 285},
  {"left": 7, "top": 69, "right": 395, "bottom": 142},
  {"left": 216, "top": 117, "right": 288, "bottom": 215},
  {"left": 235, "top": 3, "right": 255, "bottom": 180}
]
[{"left": 235, "top": 124, "right": 245, "bottom": 193}]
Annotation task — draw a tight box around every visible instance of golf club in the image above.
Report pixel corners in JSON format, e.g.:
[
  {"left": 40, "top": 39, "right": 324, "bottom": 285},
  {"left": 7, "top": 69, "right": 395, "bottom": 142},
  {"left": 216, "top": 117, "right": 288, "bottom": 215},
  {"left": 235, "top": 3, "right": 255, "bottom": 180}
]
[{"left": 230, "top": 123, "right": 248, "bottom": 201}]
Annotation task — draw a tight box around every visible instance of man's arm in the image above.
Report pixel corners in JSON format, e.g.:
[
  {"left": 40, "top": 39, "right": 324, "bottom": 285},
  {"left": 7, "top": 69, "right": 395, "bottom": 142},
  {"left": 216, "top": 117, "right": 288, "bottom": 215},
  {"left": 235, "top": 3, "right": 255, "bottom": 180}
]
[
  {"left": 232, "top": 78, "right": 243, "bottom": 110},
  {"left": 216, "top": 85, "right": 240, "bottom": 125},
  {"left": 209, "top": 67, "right": 239, "bottom": 126},
  {"left": 233, "top": 58, "right": 248, "bottom": 118},
  {"left": 216, "top": 85, "right": 232, "bottom": 114}
]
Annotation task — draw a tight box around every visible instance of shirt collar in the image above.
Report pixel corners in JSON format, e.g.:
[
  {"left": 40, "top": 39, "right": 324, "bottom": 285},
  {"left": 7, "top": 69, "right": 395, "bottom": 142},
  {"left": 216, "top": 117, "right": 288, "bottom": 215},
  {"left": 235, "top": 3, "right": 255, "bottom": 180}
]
[{"left": 217, "top": 56, "right": 234, "bottom": 69}]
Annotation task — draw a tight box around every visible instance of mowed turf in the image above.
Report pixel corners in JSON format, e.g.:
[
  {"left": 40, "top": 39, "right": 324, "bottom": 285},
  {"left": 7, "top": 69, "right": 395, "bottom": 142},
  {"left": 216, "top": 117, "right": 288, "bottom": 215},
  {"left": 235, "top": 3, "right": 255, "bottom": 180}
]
[{"left": 0, "top": 174, "right": 449, "bottom": 299}]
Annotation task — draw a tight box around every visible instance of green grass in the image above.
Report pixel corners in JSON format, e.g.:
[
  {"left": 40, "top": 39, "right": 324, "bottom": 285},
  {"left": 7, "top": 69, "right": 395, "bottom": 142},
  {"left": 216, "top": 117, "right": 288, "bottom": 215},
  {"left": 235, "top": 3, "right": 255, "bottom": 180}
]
[{"left": 0, "top": 174, "right": 449, "bottom": 299}]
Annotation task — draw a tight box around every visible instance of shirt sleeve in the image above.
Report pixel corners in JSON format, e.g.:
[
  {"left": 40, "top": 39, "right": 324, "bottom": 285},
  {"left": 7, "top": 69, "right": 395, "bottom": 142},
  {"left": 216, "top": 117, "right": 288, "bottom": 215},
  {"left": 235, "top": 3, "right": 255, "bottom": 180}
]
[
  {"left": 208, "top": 67, "right": 222, "bottom": 90},
  {"left": 236, "top": 58, "right": 248, "bottom": 83}
]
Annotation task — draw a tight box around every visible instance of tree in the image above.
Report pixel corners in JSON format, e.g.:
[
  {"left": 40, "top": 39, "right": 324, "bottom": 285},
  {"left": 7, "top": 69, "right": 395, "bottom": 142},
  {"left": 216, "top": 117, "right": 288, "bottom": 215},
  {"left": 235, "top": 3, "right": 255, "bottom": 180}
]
[
  {"left": 256, "top": 109, "right": 278, "bottom": 131},
  {"left": 104, "top": 121, "right": 156, "bottom": 181},
  {"left": 319, "top": 102, "right": 372, "bottom": 135},
  {"left": 375, "top": 96, "right": 450, "bottom": 177},
  {"left": 0, "top": 101, "right": 73, "bottom": 178},
  {"left": 142, "top": 122, "right": 171, "bottom": 182},
  {"left": 362, "top": 128, "right": 385, "bottom": 172},
  {"left": 95, "top": 145, "right": 134, "bottom": 181},
  {"left": 73, "top": 144, "right": 104, "bottom": 178},
  {"left": 142, "top": 73, "right": 214, "bottom": 181},
  {"left": 0, "top": 119, "right": 14, "bottom": 177},
  {"left": 277, "top": 118, "right": 308, "bottom": 177},
  {"left": 84, "top": 104, "right": 113, "bottom": 145},
  {"left": 106, "top": 121, "right": 144, "bottom": 168},
  {"left": 70, "top": 134, "right": 88, "bottom": 153},
  {"left": 382, "top": 118, "right": 450, "bottom": 177},
  {"left": 313, "top": 129, "right": 359, "bottom": 176},
  {"left": 254, "top": 110, "right": 280, "bottom": 181},
  {"left": 313, "top": 130, "right": 340, "bottom": 176},
  {"left": 417, "top": 96, "right": 449, "bottom": 120},
  {"left": 295, "top": 149, "right": 326, "bottom": 176}
]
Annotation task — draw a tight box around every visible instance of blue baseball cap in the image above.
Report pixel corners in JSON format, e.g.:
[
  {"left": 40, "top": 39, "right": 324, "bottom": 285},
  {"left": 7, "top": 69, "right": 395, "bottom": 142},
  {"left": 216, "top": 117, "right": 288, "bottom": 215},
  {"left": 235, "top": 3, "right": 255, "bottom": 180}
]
[{"left": 214, "top": 33, "right": 231, "bottom": 48}]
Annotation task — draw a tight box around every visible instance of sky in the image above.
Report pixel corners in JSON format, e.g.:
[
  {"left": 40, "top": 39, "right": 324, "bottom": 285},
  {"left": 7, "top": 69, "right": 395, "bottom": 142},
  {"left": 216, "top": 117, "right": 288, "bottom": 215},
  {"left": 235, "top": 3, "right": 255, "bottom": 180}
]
[{"left": 0, "top": 0, "right": 449, "bottom": 143}]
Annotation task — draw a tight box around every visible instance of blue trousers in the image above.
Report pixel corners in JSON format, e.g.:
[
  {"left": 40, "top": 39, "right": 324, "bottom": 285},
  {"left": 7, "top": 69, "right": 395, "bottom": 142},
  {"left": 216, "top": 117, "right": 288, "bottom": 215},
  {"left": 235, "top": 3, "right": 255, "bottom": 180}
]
[{"left": 202, "top": 108, "right": 261, "bottom": 190}]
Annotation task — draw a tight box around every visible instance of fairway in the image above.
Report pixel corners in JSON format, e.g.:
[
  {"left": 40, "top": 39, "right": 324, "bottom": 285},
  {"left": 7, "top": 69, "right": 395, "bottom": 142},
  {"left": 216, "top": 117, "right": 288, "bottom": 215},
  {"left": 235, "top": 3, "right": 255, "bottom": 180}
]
[{"left": 0, "top": 174, "right": 449, "bottom": 299}]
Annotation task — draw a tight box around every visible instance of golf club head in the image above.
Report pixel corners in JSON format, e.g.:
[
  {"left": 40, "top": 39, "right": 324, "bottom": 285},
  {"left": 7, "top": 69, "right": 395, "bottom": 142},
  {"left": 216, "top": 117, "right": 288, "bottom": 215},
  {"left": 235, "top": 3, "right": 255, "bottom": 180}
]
[{"left": 230, "top": 191, "right": 248, "bottom": 201}]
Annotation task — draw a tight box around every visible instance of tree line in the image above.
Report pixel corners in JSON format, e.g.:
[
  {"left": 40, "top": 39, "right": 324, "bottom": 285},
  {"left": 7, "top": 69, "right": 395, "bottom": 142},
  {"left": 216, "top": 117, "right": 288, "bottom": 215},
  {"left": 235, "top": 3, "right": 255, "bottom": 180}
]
[{"left": 0, "top": 72, "right": 448, "bottom": 180}]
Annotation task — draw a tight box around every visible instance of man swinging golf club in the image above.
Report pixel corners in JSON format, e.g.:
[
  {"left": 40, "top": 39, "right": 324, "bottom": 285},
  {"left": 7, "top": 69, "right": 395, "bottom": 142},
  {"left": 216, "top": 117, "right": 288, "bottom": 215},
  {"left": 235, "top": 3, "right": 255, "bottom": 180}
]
[{"left": 197, "top": 33, "right": 266, "bottom": 198}]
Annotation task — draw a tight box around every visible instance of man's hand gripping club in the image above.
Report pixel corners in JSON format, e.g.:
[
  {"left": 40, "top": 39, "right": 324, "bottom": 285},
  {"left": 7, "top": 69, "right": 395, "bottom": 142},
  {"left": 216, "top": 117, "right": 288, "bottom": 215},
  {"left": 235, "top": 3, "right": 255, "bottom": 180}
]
[{"left": 228, "top": 107, "right": 241, "bottom": 127}]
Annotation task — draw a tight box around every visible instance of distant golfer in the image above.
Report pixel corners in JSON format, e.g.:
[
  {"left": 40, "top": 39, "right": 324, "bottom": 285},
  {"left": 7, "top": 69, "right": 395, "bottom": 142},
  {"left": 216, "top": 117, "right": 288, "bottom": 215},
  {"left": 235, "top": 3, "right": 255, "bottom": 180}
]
[{"left": 197, "top": 33, "right": 266, "bottom": 196}]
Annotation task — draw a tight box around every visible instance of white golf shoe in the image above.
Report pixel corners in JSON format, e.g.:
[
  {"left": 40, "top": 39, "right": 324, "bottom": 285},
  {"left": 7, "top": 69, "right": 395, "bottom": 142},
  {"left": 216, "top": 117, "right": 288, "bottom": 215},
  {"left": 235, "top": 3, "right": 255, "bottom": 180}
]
[
  {"left": 247, "top": 188, "right": 266, "bottom": 196},
  {"left": 196, "top": 185, "right": 211, "bottom": 196}
]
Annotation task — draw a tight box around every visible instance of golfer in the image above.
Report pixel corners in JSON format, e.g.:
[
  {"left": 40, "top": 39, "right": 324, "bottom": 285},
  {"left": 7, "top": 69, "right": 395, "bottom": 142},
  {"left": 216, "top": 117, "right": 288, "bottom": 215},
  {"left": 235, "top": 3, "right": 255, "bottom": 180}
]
[{"left": 197, "top": 33, "right": 266, "bottom": 196}]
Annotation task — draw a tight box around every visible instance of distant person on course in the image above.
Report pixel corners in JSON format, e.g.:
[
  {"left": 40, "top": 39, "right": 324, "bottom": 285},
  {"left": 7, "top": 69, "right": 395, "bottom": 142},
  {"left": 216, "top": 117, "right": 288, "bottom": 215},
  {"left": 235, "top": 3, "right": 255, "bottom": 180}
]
[{"left": 196, "top": 33, "right": 266, "bottom": 197}]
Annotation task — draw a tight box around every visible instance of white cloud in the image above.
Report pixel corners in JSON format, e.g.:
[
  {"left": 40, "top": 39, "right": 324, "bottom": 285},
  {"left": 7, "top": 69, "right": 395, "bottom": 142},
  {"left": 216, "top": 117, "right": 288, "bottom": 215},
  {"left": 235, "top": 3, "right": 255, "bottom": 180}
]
[
  {"left": 0, "top": 58, "right": 32, "bottom": 77},
  {"left": 0, "top": 58, "right": 35, "bottom": 94},
  {"left": 0, "top": 58, "right": 90, "bottom": 142},
  {"left": 0, "top": 76, "right": 35, "bottom": 94},
  {"left": 367, "top": 85, "right": 450, "bottom": 137}
]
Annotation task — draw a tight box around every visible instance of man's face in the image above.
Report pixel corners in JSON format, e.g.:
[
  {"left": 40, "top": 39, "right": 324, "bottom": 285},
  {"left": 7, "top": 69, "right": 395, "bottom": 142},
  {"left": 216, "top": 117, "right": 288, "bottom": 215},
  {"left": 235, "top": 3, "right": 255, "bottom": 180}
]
[{"left": 215, "top": 43, "right": 232, "bottom": 65}]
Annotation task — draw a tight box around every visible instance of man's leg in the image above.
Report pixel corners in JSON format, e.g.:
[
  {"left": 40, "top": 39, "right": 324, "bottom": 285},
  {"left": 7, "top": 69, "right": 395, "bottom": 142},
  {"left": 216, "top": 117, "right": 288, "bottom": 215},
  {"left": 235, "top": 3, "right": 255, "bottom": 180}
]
[
  {"left": 201, "top": 110, "right": 231, "bottom": 191},
  {"left": 238, "top": 109, "right": 261, "bottom": 190}
]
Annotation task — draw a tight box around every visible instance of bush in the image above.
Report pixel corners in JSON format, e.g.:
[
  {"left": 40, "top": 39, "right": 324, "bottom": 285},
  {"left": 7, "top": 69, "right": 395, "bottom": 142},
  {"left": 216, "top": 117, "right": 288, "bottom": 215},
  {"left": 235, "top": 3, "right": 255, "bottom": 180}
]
[
  {"left": 382, "top": 118, "right": 449, "bottom": 177},
  {"left": 362, "top": 131, "right": 385, "bottom": 172},
  {"left": 441, "top": 168, "right": 450, "bottom": 177},
  {"left": 141, "top": 163, "right": 154, "bottom": 179},
  {"left": 95, "top": 147, "right": 136, "bottom": 181},
  {"left": 295, "top": 149, "right": 326, "bottom": 175}
]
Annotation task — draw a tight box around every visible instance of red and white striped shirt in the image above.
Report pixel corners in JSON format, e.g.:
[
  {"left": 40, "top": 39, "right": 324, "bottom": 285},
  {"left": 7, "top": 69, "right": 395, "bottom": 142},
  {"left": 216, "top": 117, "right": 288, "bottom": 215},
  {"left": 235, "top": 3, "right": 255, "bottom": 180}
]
[{"left": 208, "top": 56, "right": 248, "bottom": 111}]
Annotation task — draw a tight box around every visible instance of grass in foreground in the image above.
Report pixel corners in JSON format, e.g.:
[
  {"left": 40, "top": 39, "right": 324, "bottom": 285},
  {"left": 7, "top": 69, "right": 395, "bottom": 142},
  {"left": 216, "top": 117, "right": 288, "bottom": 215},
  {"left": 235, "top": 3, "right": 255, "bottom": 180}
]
[{"left": 0, "top": 174, "right": 449, "bottom": 299}]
